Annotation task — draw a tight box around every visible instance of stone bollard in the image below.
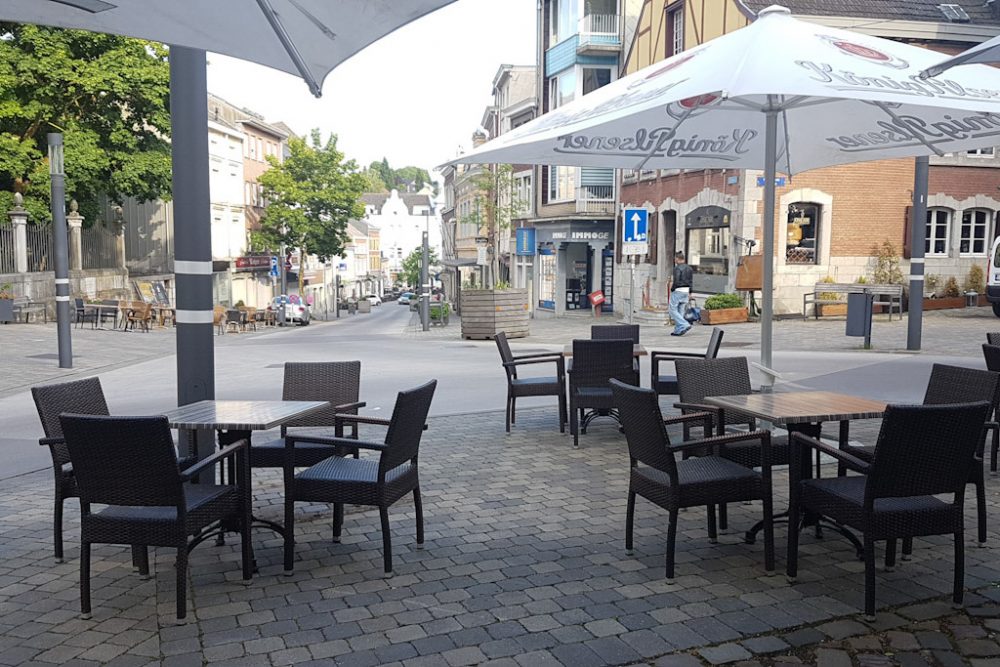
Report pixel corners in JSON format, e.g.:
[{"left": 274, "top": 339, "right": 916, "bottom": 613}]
[
  {"left": 9, "top": 192, "right": 28, "bottom": 273},
  {"left": 112, "top": 205, "right": 126, "bottom": 269},
  {"left": 67, "top": 199, "right": 83, "bottom": 271}
]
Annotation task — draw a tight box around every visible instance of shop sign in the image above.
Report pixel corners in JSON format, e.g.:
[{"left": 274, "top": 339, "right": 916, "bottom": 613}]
[
  {"left": 551, "top": 231, "right": 610, "bottom": 240},
  {"left": 234, "top": 255, "right": 272, "bottom": 271},
  {"left": 515, "top": 228, "right": 537, "bottom": 256}
]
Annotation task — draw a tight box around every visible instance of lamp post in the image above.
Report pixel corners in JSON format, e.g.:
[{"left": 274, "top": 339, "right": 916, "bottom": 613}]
[
  {"left": 48, "top": 133, "right": 72, "bottom": 368},
  {"left": 421, "top": 211, "right": 430, "bottom": 331}
]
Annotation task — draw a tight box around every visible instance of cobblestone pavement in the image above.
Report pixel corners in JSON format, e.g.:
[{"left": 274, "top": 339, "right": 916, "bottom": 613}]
[{"left": 3, "top": 407, "right": 1000, "bottom": 666}]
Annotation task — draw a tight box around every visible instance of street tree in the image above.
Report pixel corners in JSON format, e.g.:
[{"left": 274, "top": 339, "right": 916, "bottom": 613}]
[
  {"left": 400, "top": 246, "right": 439, "bottom": 289},
  {"left": 253, "top": 129, "right": 366, "bottom": 272},
  {"left": 462, "top": 164, "right": 524, "bottom": 288},
  {"left": 0, "top": 24, "right": 172, "bottom": 224}
]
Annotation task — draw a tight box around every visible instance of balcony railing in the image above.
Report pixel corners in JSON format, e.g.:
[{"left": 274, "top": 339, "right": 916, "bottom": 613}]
[
  {"left": 578, "top": 14, "right": 620, "bottom": 50},
  {"left": 575, "top": 185, "right": 616, "bottom": 214}
]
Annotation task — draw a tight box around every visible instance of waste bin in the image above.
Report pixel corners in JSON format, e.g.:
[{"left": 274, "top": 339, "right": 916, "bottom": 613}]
[{"left": 846, "top": 291, "right": 874, "bottom": 347}]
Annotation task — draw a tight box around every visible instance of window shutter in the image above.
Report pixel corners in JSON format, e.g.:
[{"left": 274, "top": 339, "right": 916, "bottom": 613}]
[
  {"left": 541, "top": 166, "right": 549, "bottom": 205},
  {"left": 902, "top": 205, "right": 913, "bottom": 259},
  {"left": 615, "top": 211, "right": 623, "bottom": 265}
]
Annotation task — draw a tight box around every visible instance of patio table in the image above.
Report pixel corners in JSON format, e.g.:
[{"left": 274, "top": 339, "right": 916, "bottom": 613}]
[
  {"left": 563, "top": 343, "right": 647, "bottom": 357},
  {"left": 162, "top": 399, "right": 328, "bottom": 537},
  {"left": 702, "top": 391, "right": 886, "bottom": 552}
]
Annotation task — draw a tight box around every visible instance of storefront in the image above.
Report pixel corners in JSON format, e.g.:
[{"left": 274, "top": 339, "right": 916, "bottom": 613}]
[
  {"left": 533, "top": 220, "right": 615, "bottom": 316},
  {"left": 685, "top": 206, "right": 731, "bottom": 294}
]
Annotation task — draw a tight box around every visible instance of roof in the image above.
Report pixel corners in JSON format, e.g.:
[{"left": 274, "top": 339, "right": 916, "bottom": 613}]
[
  {"left": 362, "top": 191, "right": 433, "bottom": 215},
  {"left": 741, "top": 0, "right": 1000, "bottom": 25}
]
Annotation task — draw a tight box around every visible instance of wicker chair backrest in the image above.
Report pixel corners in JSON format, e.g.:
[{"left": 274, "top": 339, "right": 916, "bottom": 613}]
[
  {"left": 494, "top": 331, "right": 517, "bottom": 381},
  {"left": 591, "top": 324, "right": 640, "bottom": 343},
  {"left": 282, "top": 361, "right": 361, "bottom": 427},
  {"left": 611, "top": 380, "right": 677, "bottom": 478},
  {"left": 380, "top": 379, "right": 437, "bottom": 475},
  {"left": 570, "top": 339, "right": 636, "bottom": 388},
  {"left": 867, "top": 402, "right": 990, "bottom": 504},
  {"left": 676, "top": 356, "right": 752, "bottom": 426},
  {"left": 923, "top": 364, "right": 1000, "bottom": 412},
  {"left": 59, "top": 414, "right": 183, "bottom": 507},
  {"left": 988, "top": 333, "right": 1000, "bottom": 346},
  {"left": 32, "top": 378, "right": 110, "bottom": 468},
  {"left": 705, "top": 327, "right": 725, "bottom": 359},
  {"left": 984, "top": 344, "right": 1000, "bottom": 373}
]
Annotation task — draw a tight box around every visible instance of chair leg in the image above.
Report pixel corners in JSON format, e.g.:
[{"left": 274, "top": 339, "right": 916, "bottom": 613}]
[
  {"left": 283, "top": 493, "right": 295, "bottom": 574},
  {"left": 80, "top": 542, "right": 91, "bottom": 619},
  {"left": 332, "top": 503, "right": 344, "bottom": 542},
  {"left": 379, "top": 507, "right": 393, "bottom": 574},
  {"left": 134, "top": 546, "right": 150, "bottom": 578},
  {"left": 762, "top": 491, "right": 774, "bottom": 575},
  {"left": 787, "top": 496, "right": 800, "bottom": 581},
  {"left": 954, "top": 530, "right": 965, "bottom": 608},
  {"left": 976, "top": 477, "right": 988, "bottom": 547},
  {"left": 719, "top": 503, "right": 728, "bottom": 531},
  {"left": 571, "top": 400, "right": 579, "bottom": 448},
  {"left": 665, "top": 509, "right": 678, "bottom": 582},
  {"left": 992, "top": 426, "right": 999, "bottom": 474},
  {"left": 510, "top": 397, "right": 516, "bottom": 425},
  {"left": 885, "top": 539, "right": 896, "bottom": 572},
  {"left": 413, "top": 487, "right": 425, "bottom": 548},
  {"left": 54, "top": 493, "right": 64, "bottom": 563},
  {"left": 505, "top": 395, "right": 511, "bottom": 433},
  {"left": 559, "top": 389, "right": 567, "bottom": 434},
  {"left": 176, "top": 546, "right": 188, "bottom": 620},
  {"left": 625, "top": 490, "right": 636, "bottom": 554},
  {"left": 707, "top": 504, "right": 718, "bottom": 544},
  {"left": 902, "top": 537, "right": 913, "bottom": 559},
  {"left": 864, "top": 536, "right": 876, "bottom": 620}
]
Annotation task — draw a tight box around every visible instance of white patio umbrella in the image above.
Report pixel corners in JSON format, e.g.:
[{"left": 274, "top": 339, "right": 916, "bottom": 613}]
[
  {"left": 453, "top": 4, "right": 1000, "bottom": 373},
  {"left": 1, "top": 0, "right": 456, "bottom": 96},
  {"left": 920, "top": 33, "right": 1000, "bottom": 80}
]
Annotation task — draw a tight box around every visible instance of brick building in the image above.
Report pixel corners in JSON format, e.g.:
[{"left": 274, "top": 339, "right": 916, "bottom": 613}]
[{"left": 617, "top": 0, "right": 1000, "bottom": 315}]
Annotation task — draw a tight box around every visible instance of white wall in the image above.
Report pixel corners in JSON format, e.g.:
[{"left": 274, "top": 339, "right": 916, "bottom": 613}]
[
  {"left": 208, "top": 120, "right": 246, "bottom": 260},
  {"left": 366, "top": 190, "right": 443, "bottom": 276}
]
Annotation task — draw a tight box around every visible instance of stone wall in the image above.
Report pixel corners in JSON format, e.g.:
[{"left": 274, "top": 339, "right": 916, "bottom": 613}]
[{"left": 0, "top": 268, "right": 129, "bottom": 317}]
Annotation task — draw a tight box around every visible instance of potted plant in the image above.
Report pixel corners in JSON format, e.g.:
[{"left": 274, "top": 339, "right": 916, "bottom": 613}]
[
  {"left": 965, "top": 265, "right": 987, "bottom": 306},
  {"left": 815, "top": 276, "right": 846, "bottom": 317},
  {"left": 700, "top": 293, "right": 748, "bottom": 324},
  {"left": 923, "top": 274, "right": 939, "bottom": 299},
  {"left": 0, "top": 283, "right": 14, "bottom": 323},
  {"left": 429, "top": 301, "right": 450, "bottom": 326},
  {"left": 923, "top": 276, "right": 967, "bottom": 310}
]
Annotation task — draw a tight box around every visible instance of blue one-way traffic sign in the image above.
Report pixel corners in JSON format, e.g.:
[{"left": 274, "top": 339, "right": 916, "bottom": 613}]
[{"left": 622, "top": 207, "right": 649, "bottom": 256}]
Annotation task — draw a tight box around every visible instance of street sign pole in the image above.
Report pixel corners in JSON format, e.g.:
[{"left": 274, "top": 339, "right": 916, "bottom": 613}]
[{"left": 420, "top": 231, "right": 430, "bottom": 331}]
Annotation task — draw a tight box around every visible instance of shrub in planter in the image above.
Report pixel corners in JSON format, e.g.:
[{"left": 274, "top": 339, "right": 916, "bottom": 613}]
[
  {"left": 701, "top": 293, "right": 748, "bottom": 324},
  {"left": 703, "top": 293, "right": 744, "bottom": 310},
  {"left": 924, "top": 274, "right": 940, "bottom": 297},
  {"left": 965, "top": 265, "right": 985, "bottom": 295},
  {"left": 943, "top": 276, "right": 961, "bottom": 298}
]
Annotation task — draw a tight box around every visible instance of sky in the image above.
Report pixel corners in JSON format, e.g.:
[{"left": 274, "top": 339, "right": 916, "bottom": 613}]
[{"left": 205, "top": 0, "right": 537, "bottom": 177}]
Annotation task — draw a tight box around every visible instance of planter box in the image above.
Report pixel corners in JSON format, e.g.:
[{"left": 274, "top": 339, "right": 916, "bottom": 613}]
[
  {"left": 461, "top": 288, "right": 529, "bottom": 340},
  {"left": 817, "top": 303, "right": 847, "bottom": 317},
  {"left": 701, "top": 306, "right": 748, "bottom": 325},
  {"left": 922, "top": 297, "right": 966, "bottom": 311},
  {"left": 0, "top": 298, "right": 14, "bottom": 323}
]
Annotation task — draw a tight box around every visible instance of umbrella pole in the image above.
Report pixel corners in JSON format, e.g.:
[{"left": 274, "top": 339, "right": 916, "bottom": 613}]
[{"left": 759, "top": 104, "right": 779, "bottom": 387}]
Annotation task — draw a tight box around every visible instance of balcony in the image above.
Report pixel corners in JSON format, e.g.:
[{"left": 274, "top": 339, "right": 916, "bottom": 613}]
[
  {"left": 577, "top": 14, "right": 620, "bottom": 54},
  {"left": 575, "top": 184, "right": 616, "bottom": 215}
]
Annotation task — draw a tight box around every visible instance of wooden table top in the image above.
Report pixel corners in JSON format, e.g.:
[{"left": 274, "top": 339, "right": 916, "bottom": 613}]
[
  {"left": 563, "top": 343, "right": 647, "bottom": 357},
  {"left": 702, "top": 391, "right": 887, "bottom": 425},
  {"left": 162, "top": 400, "right": 328, "bottom": 431}
]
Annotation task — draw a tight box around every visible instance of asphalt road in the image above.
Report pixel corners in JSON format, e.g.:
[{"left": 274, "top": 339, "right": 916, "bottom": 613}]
[{"left": 0, "top": 302, "right": 983, "bottom": 481}]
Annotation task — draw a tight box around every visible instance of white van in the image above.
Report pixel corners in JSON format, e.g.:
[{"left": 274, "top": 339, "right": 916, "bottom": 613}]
[{"left": 988, "top": 236, "right": 1000, "bottom": 317}]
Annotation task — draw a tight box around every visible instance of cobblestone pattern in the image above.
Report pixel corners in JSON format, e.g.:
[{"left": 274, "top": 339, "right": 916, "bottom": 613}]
[{"left": 2, "top": 408, "right": 1000, "bottom": 665}]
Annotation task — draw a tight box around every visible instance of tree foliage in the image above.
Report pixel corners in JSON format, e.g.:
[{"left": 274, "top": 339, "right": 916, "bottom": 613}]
[
  {"left": 367, "top": 157, "right": 437, "bottom": 196},
  {"left": 461, "top": 164, "right": 524, "bottom": 288},
  {"left": 252, "top": 129, "right": 366, "bottom": 262},
  {"left": 0, "top": 24, "right": 172, "bottom": 224},
  {"left": 400, "top": 247, "right": 439, "bottom": 289}
]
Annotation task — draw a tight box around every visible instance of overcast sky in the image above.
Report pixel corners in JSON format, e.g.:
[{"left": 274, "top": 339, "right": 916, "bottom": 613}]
[{"left": 205, "top": 0, "right": 537, "bottom": 177}]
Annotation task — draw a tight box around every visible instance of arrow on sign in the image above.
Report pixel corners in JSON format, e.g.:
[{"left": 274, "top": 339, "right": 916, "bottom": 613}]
[{"left": 630, "top": 212, "right": 647, "bottom": 241}]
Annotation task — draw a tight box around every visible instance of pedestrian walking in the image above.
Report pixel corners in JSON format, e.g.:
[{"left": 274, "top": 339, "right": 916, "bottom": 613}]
[{"left": 669, "top": 251, "right": 693, "bottom": 336}]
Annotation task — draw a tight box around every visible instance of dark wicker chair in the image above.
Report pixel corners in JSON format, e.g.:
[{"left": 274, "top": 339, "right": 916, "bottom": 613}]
[
  {"left": 591, "top": 324, "right": 640, "bottom": 343},
  {"left": 984, "top": 344, "right": 1000, "bottom": 373},
  {"left": 842, "top": 364, "right": 1000, "bottom": 551},
  {"left": 610, "top": 380, "right": 774, "bottom": 581},
  {"left": 59, "top": 414, "right": 252, "bottom": 620},
  {"left": 988, "top": 333, "right": 1000, "bottom": 346},
  {"left": 569, "top": 339, "right": 637, "bottom": 447},
  {"left": 651, "top": 327, "right": 724, "bottom": 396},
  {"left": 74, "top": 298, "right": 97, "bottom": 329},
  {"left": 495, "top": 331, "right": 566, "bottom": 433},
  {"left": 284, "top": 379, "right": 437, "bottom": 575},
  {"left": 787, "top": 402, "right": 991, "bottom": 620},
  {"left": 250, "top": 361, "right": 366, "bottom": 469}
]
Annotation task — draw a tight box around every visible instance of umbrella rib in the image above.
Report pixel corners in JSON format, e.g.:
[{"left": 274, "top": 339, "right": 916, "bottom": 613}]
[
  {"left": 872, "top": 102, "right": 946, "bottom": 157},
  {"left": 255, "top": 0, "right": 323, "bottom": 97},
  {"left": 633, "top": 96, "right": 704, "bottom": 170}
]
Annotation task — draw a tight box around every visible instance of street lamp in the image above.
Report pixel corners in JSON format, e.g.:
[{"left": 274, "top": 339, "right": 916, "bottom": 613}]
[
  {"left": 420, "top": 210, "right": 430, "bottom": 331},
  {"left": 48, "top": 133, "right": 72, "bottom": 368}
]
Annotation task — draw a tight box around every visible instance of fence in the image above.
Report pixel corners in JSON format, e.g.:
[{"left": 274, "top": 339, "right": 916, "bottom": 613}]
[
  {"left": 82, "top": 223, "right": 118, "bottom": 269},
  {"left": 0, "top": 220, "right": 13, "bottom": 274},
  {"left": 26, "top": 223, "right": 53, "bottom": 272}
]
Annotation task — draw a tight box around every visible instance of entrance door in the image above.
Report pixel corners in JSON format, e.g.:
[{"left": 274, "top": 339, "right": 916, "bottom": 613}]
[{"left": 685, "top": 206, "right": 730, "bottom": 293}]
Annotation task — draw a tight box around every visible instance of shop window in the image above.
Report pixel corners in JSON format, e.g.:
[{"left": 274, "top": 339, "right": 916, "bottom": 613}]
[
  {"left": 538, "top": 248, "right": 556, "bottom": 309},
  {"left": 786, "top": 202, "right": 820, "bottom": 264},
  {"left": 926, "top": 207, "right": 951, "bottom": 256},
  {"left": 684, "top": 206, "right": 730, "bottom": 294},
  {"left": 960, "top": 208, "right": 991, "bottom": 255}
]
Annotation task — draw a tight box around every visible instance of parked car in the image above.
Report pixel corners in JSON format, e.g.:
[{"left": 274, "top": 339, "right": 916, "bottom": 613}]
[
  {"left": 269, "top": 295, "right": 310, "bottom": 325},
  {"left": 988, "top": 237, "right": 1000, "bottom": 317},
  {"left": 362, "top": 294, "right": 382, "bottom": 306},
  {"left": 398, "top": 292, "right": 415, "bottom": 305}
]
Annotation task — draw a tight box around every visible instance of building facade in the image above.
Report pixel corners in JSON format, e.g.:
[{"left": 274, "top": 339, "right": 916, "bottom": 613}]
[
  {"left": 362, "top": 190, "right": 440, "bottom": 286},
  {"left": 616, "top": 0, "right": 1000, "bottom": 316}
]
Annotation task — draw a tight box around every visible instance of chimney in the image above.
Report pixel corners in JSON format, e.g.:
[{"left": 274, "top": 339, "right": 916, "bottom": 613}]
[{"left": 472, "top": 129, "right": 488, "bottom": 148}]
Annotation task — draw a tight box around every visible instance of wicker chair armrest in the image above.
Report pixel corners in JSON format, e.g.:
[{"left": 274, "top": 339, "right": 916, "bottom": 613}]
[
  {"left": 332, "top": 413, "right": 392, "bottom": 427},
  {"left": 512, "top": 351, "right": 563, "bottom": 360},
  {"left": 984, "top": 421, "right": 998, "bottom": 434},
  {"left": 673, "top": 401, "right": 718, "bottom": 412},
  {"left": 180, "top": 439, "right": 248, "bottom": 481},
  {"left": 503, "top": 356, "right": 564, "bottom": 369},
  {"left": 285, "top": 433, "right": 386, "bottom": 451},
  {"left": 39, "top": 436, "right": 65, "bottom": 447},
  {"left": 791, "top": 432, "right": 870, "bottom": 474},
  {"left": 332, "top": 400, "right": 366, "bottom": 412},
  {"left": 675, "top": 430, "right": 771, "bottom": 457},
  {"left": 663, "top": 412, "right": 715, "bottom": 428}
]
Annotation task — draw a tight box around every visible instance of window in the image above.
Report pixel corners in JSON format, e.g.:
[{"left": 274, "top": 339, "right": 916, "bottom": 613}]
[
  {"left": 960, "top": 208, "right": 990, "bottom": 255},
  {"left": 243, "top": 139, "right": 250, "bottom": 158},
  {"left": 786, "top": 202, "right": 820, "bottom": 264},
  {"left": 667, "top": 4, "right": 684, "bottom": 57},
  {"left": 926, "top": 207, "right": 952, "bottom": 255},
  {"left": 582, "top": 67, "right": 612, "bottom": 95},
  {"left": 548, "top": 0, "right": 578, "bottom": 44},
  {"left": 547, "top": 166, "right": 575, "bottom": 201},
  {"left": 968, "top": 147, "right": 996, "bottom": 157},
  {"left": 514, "top": 172, "right": 532, "bottom": 215},
  {"left": 547, "top": 71, "right": 576, "bottom": 110},
  {"left": 248, "top": 138, "right": 256, "bottom": 159},
  {"left": 256, "top": 138, "right": 263, "bottom": 161}
]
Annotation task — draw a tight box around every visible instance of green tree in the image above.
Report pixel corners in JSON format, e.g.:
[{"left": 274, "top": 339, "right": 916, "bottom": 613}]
[
  {"left": 400, "top": 247, "right": 439, "bottom": 289},
  {"left": 0, "top": 24, "right": 172, "bottom": 224},
  {"left": 359, "top": 167, "right": 387, "bottom": 193},
  {"left": 462, "top": 164, "right": 523, "bottom": 287},
  {"left": 252, "top": 129, "right": 366, "bottom": 263}
]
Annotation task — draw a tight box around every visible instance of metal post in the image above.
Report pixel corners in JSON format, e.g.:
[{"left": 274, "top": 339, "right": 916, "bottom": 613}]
[
  {"left": 420, "top": 230, "right": 430, "bottom": 331},
  {"left": 907, "top": 156, "right": 929, "bottom": 351},
  {"left": 335, "top": 274, "right": 341, "bottom": 318},
  {"left": 48, "top": 133, "right": 72, "bottom": 369},
  {"left": 628, "top": 258, "right": 635, "bottom": 324},
  {"left": 170, "top": 47, "right": 215, "bottom": 434},
  {"left": 277, "top": 240, "right": 287, "bottom": 325},
  {"left": 760, "top": 103, "right": 779, "bottom": 385}
]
